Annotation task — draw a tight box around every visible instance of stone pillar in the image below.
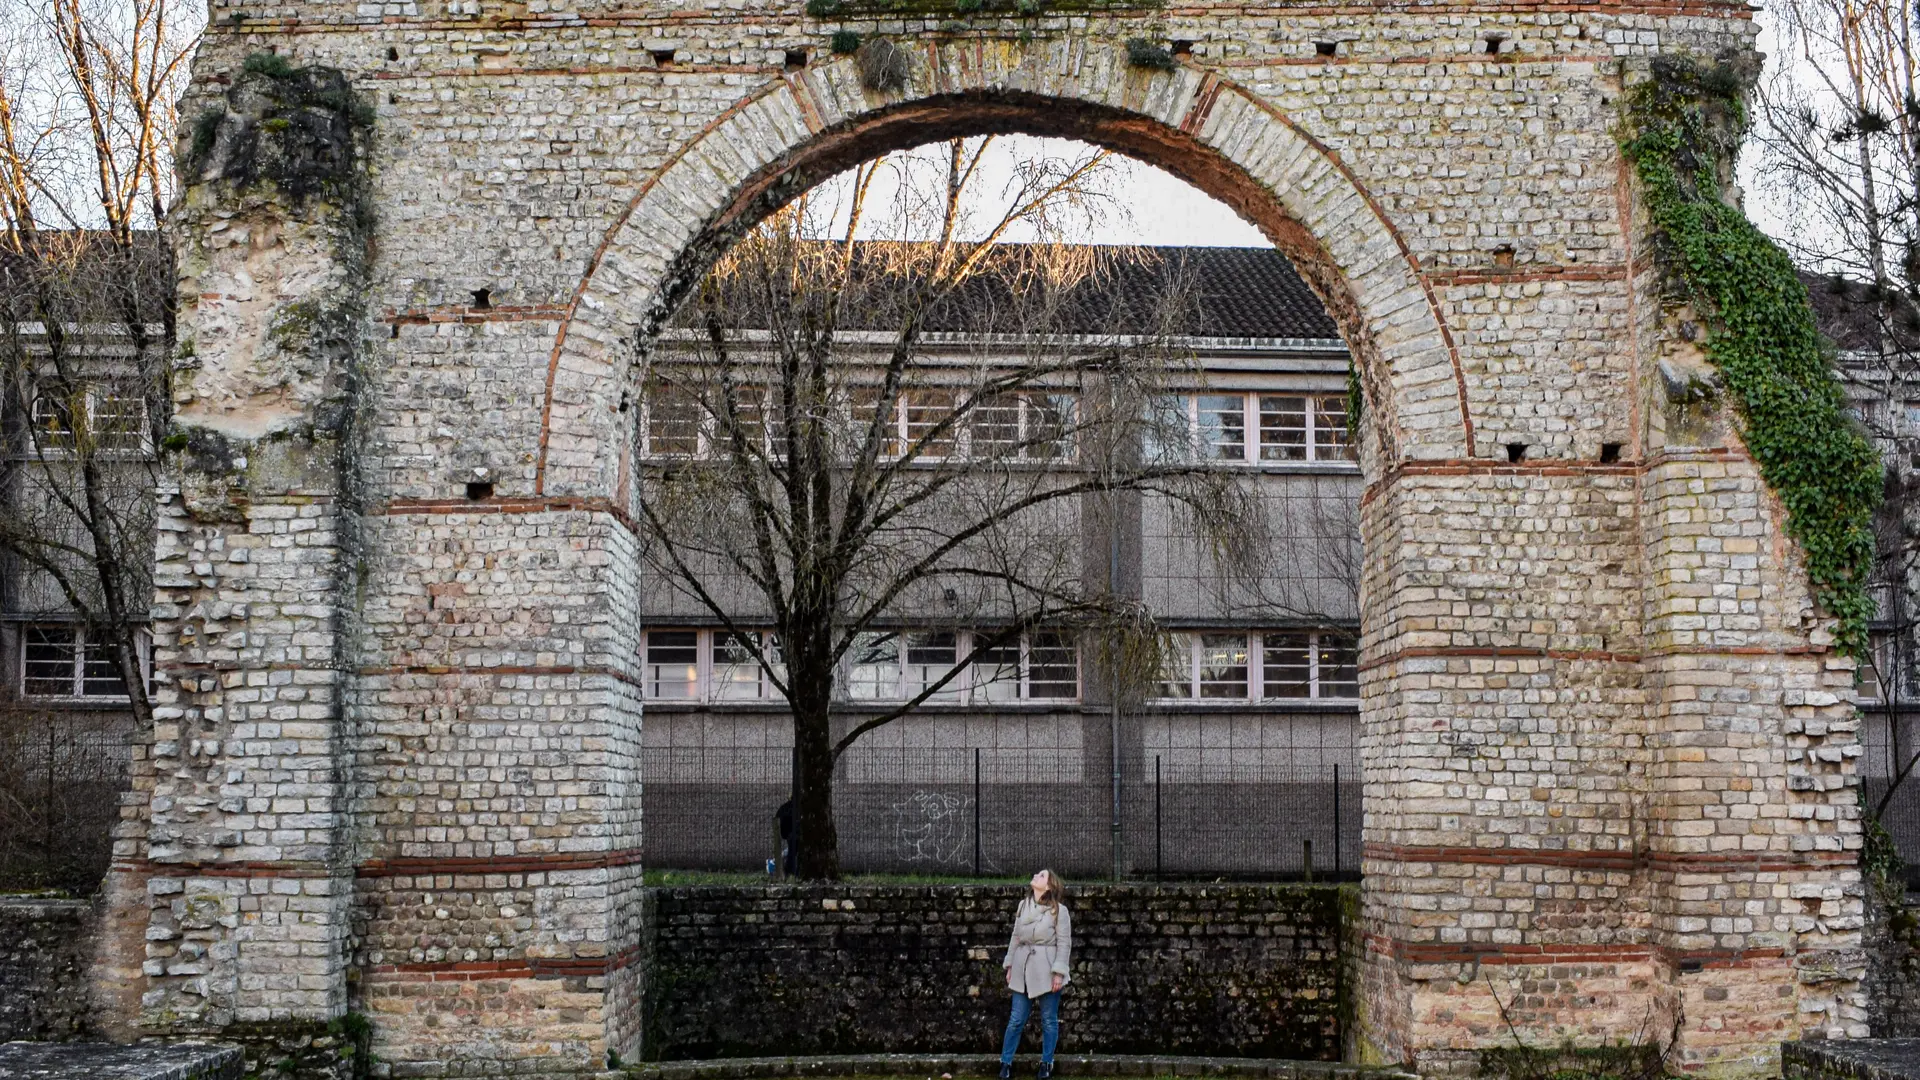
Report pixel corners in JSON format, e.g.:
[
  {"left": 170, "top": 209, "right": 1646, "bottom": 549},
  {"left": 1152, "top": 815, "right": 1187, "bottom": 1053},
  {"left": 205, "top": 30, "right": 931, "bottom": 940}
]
[
  {"left": 348, "top": 504, "right": 646, "bottom": 1071},
  {"left": 1639, "top": 402, "right": 1867, "bottom": 1070},
  {"left": 132, "top": 63, "right": 372, "bottom": 1036},
  {"left": 1355, "top": 465, "right": 1656, "bottom": 1074}
]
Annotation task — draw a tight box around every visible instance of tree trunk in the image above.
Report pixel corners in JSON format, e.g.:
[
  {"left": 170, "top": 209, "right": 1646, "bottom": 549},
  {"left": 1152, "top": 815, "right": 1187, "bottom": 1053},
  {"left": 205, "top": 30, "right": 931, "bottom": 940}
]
[{"left": 792, "top": 702, "right": 839, "bottom": 879}]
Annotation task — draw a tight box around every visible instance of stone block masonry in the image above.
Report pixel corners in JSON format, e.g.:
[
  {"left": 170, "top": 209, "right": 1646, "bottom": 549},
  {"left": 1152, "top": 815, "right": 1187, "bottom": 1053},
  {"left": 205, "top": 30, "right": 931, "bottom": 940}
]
[
  {"left": 121, "top": 0, "right": 1871, "bottom": 1074},
  {"left": 0, "top": 899, "right": 95, "bottom": 1042},
  {"left": 641, "top": 884, "right": 1351, "bottom": 1062}
]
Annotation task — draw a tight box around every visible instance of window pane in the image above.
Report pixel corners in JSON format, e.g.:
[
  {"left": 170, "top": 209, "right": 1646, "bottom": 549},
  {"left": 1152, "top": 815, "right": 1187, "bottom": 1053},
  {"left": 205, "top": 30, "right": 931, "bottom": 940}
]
[
  {"left": 1316, "top": 634, "right": 1359, "bottom": 698},
  {"left": 972, "top": 394, "right": 1022, "bottom": 459},
  {"left": 647, "top": 385, "right": 701, "bottom": 457},
  {"left": 848, "top": 386, "right": 890, "bottom": 455},
  {"left": 81, "top": 637, "right": 127, "bottom": 697},
  {"left": 1156, "top": 633, "right": 1193, "bottom": 699},
  {"left": 1142, "top": 395, "right": 1191, "bottom": 464},
  {"left": 1026, "top": 393, "right": 1076, "bottom": 462},
  {"left": 712, "top": 387, "right": 769, "bottom": 459},
  {"left": 1027, "top": 632, "right": 1078, "bottom": 699},
  {"left": 971, "top": 634, "right": 1022, "bottom": 703},
  {"left": 1197, "top": 633, "right": 1249, "bottom": 698},
  {"left": 848, "top": 632, "right": 901, "bottom": 700},
  {"left": 905, "top": 631, "right": 959, "bottom": 701},
  {"left": 644, "top": 630, "right": 700, "bottom": 699},
  {"left": 1258, "top": 395, "right": 1308, "bottom": 462},
  {"left": 903, "top": 390, "right": 958, "bottom": 460},
  {"left": 1195, "top": 395, "right": 1246, "bottom": 462},
  {"left": 93, "top": 390, "right": 148, "bottom": 453},
  {"left": 712, "top": 631, "right": 769, "bottom": 701},
  {"left": 1261, "top": 632, "right": 1312, "bottom": 699},
  {"left": 1314, "top": 395, "right": 1352, "bottom": 460},
  {"left": 31, "top": 395, "right": 76, "bottom": 453},
  {"left": 23, "top": 626, "right": 76, "bottom": 697}
]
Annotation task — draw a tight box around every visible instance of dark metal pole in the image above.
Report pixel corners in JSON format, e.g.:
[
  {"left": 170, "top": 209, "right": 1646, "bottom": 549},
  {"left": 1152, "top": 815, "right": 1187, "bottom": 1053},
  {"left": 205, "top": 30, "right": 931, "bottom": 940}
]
[
  {"left": 1333, "top": 763, "right": 1342, "bottom": 877},
  {"left": 974, "top": 747, "right": 982, "bottom": 877},
  {"left": 1155, "top": 754, "right": 1163, "bottom": 881}
]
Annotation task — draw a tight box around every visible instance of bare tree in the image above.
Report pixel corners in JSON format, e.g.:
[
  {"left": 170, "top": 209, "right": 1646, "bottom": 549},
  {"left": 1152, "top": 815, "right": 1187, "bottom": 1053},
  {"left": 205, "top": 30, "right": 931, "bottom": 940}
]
[
  {"left": 0, "top": 0, "right": 200, "bottom": 731},
  {"left": 636, "top": 138, "right": 1267, "bottom": 878}
]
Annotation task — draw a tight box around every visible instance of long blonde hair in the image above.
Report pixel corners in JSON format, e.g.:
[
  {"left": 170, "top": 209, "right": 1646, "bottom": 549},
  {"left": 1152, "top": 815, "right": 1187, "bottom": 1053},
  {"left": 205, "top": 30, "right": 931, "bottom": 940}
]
[{"left": 1034, "top": 869, "right": 1066, "bottom": 909}]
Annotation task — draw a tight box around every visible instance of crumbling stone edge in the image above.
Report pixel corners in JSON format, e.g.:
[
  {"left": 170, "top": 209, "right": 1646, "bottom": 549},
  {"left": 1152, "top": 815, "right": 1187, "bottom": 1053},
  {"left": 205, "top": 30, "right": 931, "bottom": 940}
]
[{"left": 1783, "top": 1039, "right": 1920, "bottom": 1080}]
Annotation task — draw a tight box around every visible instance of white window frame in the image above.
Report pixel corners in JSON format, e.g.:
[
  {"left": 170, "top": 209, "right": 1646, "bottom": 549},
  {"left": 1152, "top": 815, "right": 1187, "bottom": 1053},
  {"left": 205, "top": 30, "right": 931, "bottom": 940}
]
[
  {"left": 640, "top": 627, "right": 1081, "bottom": 704},
  {"left": 27, "top": 383, "right": 151, "bottom": 458},
  {"left": 1153, "top": 630, "right": 1359, "bottom": 702},
  {"left": 642, "top": 628, "right": 785, "bottom": 702},
  {"left": 19, "top": 623, "right": 146, "bottom": 700},
  {"left": 1158, "top": 392, "right": 1354, "bottom": 465},
  {"left": 641, "top": 386, "right": 1078, "bottom": 464},
  {"left": 843, "top": 629, "right": 1080, "bottom": 703}
]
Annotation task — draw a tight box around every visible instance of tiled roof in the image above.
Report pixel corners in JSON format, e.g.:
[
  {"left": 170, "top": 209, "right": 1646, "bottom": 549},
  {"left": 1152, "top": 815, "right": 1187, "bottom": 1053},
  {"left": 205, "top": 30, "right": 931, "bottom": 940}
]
[
  {"left": 1034, "top": 245, "right": 1342, "bottom": 342},
  {"left": 681, "top": 243, "right": 1344, "bottom": 344},
  {"left": 1802, "top": 270, "right": 1920, "bottom": 355}
]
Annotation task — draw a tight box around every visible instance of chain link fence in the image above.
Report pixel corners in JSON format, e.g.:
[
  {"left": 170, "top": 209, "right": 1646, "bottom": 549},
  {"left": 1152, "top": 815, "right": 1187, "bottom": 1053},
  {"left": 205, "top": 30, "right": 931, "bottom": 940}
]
[
  {"left": 641, "top": 738, "right": 1360, "bottom": 880},
  {"left": 0, "top": 707, "right": 130, "bottom": 894}
]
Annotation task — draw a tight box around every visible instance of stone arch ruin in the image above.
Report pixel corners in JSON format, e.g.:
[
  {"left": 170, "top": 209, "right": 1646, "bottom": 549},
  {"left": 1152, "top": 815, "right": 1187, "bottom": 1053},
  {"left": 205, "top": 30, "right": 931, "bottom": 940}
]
[{"left": 116, "top": 7, "right": 1867, "bottom": 1076}]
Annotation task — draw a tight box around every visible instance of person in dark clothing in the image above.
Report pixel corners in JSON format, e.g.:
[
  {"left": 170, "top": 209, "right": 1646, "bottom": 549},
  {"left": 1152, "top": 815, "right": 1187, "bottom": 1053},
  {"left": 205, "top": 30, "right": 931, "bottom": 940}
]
[{"left": 775, "top": 799, "right": 796, "bottom": 875}]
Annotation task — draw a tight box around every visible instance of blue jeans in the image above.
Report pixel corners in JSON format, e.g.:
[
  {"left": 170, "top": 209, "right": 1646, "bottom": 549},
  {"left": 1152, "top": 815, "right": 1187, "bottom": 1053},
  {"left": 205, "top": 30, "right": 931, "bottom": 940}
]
[{"left": 1000, "top": 990, "right": 1061, "bottom": 1065}]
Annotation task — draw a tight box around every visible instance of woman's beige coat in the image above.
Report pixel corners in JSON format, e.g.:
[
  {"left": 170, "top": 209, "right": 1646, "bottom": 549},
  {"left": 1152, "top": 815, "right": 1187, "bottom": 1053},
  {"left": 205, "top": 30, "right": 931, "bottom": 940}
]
[{"left": 1002, "top": 896, "right": 1071, "bottom": 997}]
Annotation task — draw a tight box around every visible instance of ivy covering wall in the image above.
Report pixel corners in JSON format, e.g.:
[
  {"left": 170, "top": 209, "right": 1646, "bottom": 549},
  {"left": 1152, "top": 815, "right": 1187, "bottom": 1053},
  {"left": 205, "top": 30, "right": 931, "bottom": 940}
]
[{"left": 1621, "top": 52, "right": 1882, "bottom": 655}]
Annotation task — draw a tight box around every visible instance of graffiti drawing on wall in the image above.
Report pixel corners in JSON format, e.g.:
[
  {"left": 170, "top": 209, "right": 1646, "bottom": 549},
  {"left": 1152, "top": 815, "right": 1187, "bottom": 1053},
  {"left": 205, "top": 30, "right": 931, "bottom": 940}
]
[{"left": 891, "top": 790, "right": 996, "bottom": 871}]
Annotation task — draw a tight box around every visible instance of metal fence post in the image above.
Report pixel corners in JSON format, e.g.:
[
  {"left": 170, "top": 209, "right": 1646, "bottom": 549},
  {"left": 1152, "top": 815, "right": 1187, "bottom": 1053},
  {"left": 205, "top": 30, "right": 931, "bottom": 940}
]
[
  {"left": 1155, "top": 753, "right": 1163, "bottom": 881},
  {"left": 974, "top": 747, "right": 982, "bottom": 878}
]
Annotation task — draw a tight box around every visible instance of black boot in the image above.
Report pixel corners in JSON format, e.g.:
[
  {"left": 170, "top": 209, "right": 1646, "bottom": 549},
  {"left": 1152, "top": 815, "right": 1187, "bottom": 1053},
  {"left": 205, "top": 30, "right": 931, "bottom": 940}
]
[
  {"left": 1037, "top": 1064, "right": 1052, "bottom": 1080},
  {"left": 998, "top": 1065, "right": 1011, "bottom": 1080}
]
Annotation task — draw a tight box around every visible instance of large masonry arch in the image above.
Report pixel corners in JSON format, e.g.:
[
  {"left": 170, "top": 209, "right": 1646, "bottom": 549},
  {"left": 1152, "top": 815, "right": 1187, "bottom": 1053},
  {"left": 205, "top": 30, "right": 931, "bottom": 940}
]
[{"left": 120, "top": 7, "right": 1867, "bottom": 1078}]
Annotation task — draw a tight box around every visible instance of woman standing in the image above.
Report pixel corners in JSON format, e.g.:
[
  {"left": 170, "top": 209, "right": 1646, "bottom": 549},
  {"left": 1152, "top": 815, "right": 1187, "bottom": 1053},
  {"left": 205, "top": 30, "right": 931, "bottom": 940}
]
[{"left": 999, "top": 869, "right": 1071, "bottom": 1080}]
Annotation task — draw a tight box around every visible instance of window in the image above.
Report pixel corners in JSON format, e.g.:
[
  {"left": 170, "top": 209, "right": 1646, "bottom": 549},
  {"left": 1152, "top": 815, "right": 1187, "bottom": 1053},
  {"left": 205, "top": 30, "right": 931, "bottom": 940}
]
[
  {"left": 643, "top": 630, "right": 700, "bottom": 699},
  {"left": 643, "top": 384, "right": 787, "bottom": 460},
  {"left": 28, "top": 385, "right": 149, "bottom": 456},
  {"left": 971, "top": 631, "right": 1079, "bottom": 702},
  {"left": 847, "top": 631, "right": 902, "bottom": 701},
  {"left": 971, "top": 393, "right": 1075, "bottom": 461},
  {"left": 1158, "top": 633, "right": 1250, "bottom": 698},
  {"left": 901, "top": 390, "right": 960, "bottom": 460},
  {"left": 1196, "top": 395, "right": 1248, "bottom": 462},
  {"left": 851, "top": 629, "right": 1077, "bottom": 703},
  {"left": 645, "top": 385, "right": 1077, "bottom": 463},
  {"left": 645, "top": 385, "right": 702, "bottom": 458},
  {"left": 21, "top": 625, "right": 137, "bottom": 699},
  {"left": 1156, "top": 630, "right": 1359, "bottom": 701},
  {"left": 640, "top": 628, "right": 1079, "bottom": 703},
  {"left": 643, "top": 628, "right": 783, "bottom": 701},
  {"left": 713, "top": 631, "right": 785, "bottom": 701},
  {"left": 1154, "top": 393, "right": 1353, "bottom": 464}
]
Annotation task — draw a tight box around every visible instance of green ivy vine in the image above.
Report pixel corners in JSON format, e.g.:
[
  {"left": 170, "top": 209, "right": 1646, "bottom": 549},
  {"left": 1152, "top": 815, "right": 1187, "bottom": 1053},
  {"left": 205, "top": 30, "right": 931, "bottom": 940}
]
[{"left": 1620, "top": 52, "right": 1882, "bottom": 656}]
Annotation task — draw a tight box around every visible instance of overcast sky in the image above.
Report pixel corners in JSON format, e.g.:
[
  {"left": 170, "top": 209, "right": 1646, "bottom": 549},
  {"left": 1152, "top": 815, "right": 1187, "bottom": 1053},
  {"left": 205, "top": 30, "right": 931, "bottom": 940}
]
[{"left": 808, "top": 134, "right": 1270, "bottom": 247}]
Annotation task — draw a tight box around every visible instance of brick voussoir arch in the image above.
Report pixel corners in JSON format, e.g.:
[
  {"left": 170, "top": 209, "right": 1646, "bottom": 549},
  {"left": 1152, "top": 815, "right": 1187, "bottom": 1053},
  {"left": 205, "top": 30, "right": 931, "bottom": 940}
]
[{"left": 533, "top": 41, "right": 1473, "bottom": 497}]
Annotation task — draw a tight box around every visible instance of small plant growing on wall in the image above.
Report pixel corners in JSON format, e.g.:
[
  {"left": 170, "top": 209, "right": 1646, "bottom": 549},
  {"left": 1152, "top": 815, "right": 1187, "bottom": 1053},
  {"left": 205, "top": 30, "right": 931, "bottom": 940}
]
[
  {"left": 855, "top": 37, "right": 913, "bottom": 91},
  {"left": 1125, "top": 37, "right": 1176, "bottom": 69}
]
